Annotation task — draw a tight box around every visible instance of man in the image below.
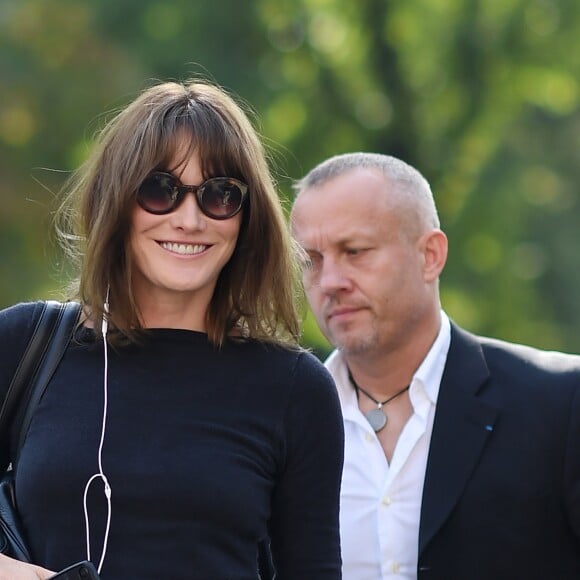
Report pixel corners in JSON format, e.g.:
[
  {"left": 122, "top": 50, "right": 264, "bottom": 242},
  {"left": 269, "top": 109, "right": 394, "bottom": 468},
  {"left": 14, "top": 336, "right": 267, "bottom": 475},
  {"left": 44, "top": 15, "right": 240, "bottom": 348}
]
[{"left": 290, "top": 152, "right": 580, "bottom": 580}]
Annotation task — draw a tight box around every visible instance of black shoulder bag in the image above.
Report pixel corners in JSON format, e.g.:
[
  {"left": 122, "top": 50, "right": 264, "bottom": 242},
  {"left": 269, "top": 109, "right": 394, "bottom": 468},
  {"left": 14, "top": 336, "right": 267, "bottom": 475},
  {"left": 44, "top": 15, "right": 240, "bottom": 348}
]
[{"left": 0, "top": 300, "right": 81, "bottom": 560}]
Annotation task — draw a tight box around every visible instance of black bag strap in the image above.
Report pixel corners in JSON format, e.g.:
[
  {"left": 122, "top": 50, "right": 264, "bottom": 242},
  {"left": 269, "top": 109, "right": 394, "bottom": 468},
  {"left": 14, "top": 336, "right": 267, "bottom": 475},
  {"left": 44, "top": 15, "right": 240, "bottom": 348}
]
[{"left": 0, "top": 301, "right": 81, "bottom": 472}]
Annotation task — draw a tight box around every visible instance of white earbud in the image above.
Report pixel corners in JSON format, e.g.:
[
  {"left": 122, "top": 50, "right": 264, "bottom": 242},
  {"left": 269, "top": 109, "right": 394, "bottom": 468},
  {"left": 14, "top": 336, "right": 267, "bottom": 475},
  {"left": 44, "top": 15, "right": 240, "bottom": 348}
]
[
  {"left": 83, "top": 287, "right": 113, "bottom": 574},
  {"left": 101, "top": 288, "right": 109, "bottom": 336}
]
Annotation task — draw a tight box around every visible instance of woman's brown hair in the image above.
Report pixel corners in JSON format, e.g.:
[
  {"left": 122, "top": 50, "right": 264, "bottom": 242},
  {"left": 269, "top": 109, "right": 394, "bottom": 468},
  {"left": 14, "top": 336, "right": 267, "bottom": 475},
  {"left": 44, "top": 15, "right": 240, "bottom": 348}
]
[{"left": 56, "top": 80, "right": 301, "bottom": 346}]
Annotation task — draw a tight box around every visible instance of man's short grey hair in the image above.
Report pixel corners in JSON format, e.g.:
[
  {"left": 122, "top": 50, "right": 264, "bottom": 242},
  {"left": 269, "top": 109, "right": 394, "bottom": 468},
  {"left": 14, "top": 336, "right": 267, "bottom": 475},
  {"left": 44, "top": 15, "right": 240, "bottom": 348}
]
[{"left": 293, "top": 152, "right": 440, "bottom": 229}]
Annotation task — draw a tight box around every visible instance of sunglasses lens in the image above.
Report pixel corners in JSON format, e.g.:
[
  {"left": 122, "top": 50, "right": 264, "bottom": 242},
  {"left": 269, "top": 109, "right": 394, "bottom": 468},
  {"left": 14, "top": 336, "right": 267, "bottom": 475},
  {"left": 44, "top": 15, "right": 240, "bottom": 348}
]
[
  {"left": 200, "top": 179, "right": 245, "bottom": 219},
  {"left": 136, "top": 173, "right": 176, "bottom": 214},
  {"left": 137, "top": 173, "right": 247, "bottom": 218}
]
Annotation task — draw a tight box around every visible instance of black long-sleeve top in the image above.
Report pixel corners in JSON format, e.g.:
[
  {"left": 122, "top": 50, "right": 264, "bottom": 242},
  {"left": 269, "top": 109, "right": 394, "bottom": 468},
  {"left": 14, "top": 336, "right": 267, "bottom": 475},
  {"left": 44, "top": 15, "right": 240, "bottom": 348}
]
[{"left": 0, "top": 301, "right": 344, "bottom": 579}]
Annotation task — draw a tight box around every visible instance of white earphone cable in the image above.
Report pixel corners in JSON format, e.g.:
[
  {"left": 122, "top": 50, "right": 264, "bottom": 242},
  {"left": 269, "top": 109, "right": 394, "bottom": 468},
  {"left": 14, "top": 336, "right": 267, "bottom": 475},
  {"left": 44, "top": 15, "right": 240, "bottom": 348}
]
[{"left": 82, "top": 291, "right": 112, "bottom": 574}]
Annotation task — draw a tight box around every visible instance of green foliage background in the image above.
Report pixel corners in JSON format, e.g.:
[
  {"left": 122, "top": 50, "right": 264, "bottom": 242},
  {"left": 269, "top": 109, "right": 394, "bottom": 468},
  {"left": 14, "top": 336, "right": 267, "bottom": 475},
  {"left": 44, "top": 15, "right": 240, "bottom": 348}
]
[{"left": 1, "top": 0, "right": 580, "bottom": 359}]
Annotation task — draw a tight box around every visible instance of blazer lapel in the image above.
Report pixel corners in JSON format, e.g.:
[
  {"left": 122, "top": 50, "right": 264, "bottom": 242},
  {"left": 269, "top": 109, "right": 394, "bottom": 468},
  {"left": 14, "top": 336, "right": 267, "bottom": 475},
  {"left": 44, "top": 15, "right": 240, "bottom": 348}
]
[{"left": 418, "top": 323, "right": 500, "bottom": 554}]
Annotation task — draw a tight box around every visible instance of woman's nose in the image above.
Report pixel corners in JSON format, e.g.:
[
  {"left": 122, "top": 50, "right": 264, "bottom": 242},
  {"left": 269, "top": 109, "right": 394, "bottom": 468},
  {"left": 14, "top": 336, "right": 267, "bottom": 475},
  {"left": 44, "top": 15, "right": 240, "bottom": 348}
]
[{"left": 169, "top": 192, "right": 206, "bottom": 231}]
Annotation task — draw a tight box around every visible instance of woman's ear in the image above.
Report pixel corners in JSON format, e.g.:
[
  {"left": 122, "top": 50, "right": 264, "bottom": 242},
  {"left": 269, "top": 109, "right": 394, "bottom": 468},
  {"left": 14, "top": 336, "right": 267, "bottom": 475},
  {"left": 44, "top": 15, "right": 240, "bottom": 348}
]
[{"left": 420, "top": 229, "right": 448, "bottom": 282}]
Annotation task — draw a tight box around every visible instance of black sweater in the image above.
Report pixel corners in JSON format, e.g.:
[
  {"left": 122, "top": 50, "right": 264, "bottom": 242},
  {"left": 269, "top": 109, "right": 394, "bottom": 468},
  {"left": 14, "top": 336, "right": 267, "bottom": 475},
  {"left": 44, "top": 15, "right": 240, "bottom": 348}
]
[{"left": 0, "top": 302, "right": 344, "bottom": 579}]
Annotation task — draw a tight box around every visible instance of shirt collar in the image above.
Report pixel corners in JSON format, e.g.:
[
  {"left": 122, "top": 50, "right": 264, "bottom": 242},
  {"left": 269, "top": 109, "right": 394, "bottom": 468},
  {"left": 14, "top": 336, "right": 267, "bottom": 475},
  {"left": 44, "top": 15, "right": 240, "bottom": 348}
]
[
  {"left": 413, "top": 311, "right": 451, "bottom": 405},
  {"left": 326, "top": 311, "right": 451, "bottom": 419}
]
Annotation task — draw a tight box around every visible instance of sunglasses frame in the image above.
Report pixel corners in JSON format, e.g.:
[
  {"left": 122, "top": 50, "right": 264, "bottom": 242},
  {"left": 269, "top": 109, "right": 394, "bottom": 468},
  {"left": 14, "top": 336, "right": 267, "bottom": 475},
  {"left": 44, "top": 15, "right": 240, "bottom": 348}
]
[{"left": 136, "top": 171, "right": 248, "bottom": 220}]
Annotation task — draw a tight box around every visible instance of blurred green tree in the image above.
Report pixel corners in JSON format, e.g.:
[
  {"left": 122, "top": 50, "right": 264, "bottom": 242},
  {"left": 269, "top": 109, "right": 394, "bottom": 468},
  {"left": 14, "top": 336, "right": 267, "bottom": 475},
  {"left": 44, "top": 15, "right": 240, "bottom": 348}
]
[{"left": 1, "top": 0, "right": 579, "bottom": 357}]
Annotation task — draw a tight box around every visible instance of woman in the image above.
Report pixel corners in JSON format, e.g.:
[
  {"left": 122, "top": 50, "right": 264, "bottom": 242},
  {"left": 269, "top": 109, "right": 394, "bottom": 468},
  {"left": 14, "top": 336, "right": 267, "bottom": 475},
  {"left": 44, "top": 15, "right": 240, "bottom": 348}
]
[{"left": 0, "top": 80, "right": 344, "bottom": 578}]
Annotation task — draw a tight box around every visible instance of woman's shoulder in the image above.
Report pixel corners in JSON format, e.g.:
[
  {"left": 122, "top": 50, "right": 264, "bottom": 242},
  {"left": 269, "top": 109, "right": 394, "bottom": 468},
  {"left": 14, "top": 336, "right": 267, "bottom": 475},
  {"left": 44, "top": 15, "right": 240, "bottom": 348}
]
[
  {"left": 236, "top": 339, "right": 328, "bottom": 371},
  {"left": 0, "top": 300, "right": 46, "bottom": 334},
  {"left": 293, "top": 348, "right": 339, "bottom": 400},
  {"left": 230, "top": 339, "right": 335, "bottom": 390},
  {"left": 0, "top": 300, "right": 48, "bottom": 400},
  {"left": 260, "top": 343, "right": 337, "bottom": 399}
]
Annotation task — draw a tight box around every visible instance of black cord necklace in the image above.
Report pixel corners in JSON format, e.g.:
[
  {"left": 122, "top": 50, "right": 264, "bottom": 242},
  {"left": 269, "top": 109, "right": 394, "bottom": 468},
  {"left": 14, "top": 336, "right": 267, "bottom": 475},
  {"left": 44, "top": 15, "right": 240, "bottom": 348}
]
[{"left": 348, "top": 370, "right": 410, "bottom": 433}]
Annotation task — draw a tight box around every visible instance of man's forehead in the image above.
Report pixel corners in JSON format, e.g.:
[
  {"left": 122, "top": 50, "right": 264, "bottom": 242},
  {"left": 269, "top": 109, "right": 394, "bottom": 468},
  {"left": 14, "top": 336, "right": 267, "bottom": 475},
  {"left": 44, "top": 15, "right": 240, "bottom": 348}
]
[{"left": 293, "top": 215, "right": 385, "bottom": 249}]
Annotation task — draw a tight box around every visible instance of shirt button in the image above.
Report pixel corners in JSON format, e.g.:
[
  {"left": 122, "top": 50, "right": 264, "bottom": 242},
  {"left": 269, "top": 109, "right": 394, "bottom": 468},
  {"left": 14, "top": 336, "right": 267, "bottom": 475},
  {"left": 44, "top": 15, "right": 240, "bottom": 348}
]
[
  {"left": 382, "top": 495, "right": 392, "bottom": 506},
  {"left": 391, "top": 561, "right": 400, "bottom": 573},
  {"left": 365, "top": 432, "right": 374, "bottom": 442}
]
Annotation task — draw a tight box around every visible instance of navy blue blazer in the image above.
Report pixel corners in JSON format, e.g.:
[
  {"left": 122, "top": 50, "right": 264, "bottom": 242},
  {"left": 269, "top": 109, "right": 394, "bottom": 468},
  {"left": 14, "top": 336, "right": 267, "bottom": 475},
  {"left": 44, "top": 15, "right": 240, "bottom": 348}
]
[{"left": 418, "top": 323, "right": 580, "bottom": 579}]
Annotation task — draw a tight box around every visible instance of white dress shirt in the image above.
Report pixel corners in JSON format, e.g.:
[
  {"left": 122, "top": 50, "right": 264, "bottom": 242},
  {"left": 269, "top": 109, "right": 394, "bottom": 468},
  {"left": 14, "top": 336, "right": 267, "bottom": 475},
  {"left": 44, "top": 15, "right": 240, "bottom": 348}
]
[{"left": 326, "top": 312, "right": 451, "bottom": 580}]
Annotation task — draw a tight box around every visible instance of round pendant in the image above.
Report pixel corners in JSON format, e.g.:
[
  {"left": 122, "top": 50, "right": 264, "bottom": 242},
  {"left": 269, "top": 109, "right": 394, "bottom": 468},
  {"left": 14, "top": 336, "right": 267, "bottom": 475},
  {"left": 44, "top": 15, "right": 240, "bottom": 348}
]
[{"left": 365, "top": 408, "right": 387, "bottom": 432}]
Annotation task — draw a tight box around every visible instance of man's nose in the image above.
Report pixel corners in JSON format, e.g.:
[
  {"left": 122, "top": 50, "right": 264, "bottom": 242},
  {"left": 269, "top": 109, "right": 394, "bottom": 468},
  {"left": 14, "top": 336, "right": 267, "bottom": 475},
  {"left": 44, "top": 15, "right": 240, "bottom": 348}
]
[{"left": 318, "top": 258, "right": 352, "bottom": 294}]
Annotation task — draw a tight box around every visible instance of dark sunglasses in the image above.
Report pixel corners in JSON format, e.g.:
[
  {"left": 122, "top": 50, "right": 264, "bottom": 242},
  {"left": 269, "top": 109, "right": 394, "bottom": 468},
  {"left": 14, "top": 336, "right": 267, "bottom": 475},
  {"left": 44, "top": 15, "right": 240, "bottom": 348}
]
[{"left": 136, "top": 171, "right": 248, "bottom": 220}]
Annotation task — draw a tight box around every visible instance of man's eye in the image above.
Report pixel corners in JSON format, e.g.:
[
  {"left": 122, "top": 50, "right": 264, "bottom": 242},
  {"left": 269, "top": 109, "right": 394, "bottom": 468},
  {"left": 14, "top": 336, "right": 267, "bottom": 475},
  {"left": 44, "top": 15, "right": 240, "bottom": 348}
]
[{"left": 303, "top": 255, "right": 321, "bottom": 270}]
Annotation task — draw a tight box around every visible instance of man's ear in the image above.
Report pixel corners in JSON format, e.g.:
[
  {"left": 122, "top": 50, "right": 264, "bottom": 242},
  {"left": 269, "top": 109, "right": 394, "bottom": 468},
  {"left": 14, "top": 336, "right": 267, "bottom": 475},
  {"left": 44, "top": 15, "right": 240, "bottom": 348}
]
[{"left": 420, "top": 229, "right": 448, "bottom": 282}]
